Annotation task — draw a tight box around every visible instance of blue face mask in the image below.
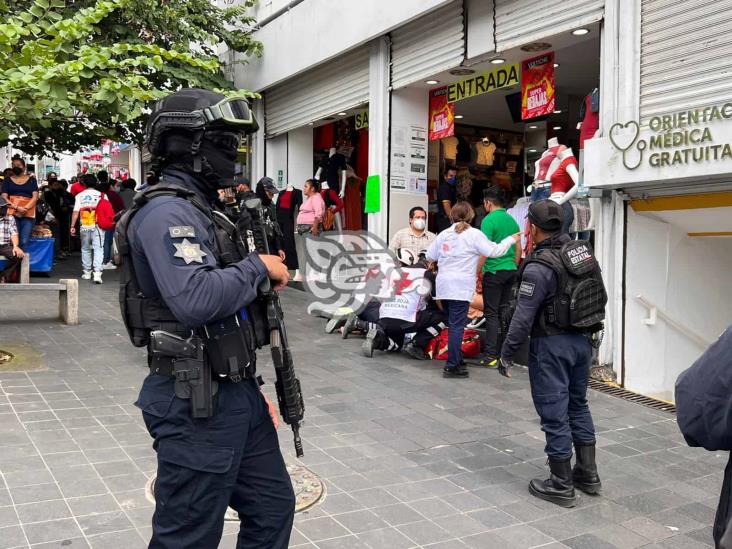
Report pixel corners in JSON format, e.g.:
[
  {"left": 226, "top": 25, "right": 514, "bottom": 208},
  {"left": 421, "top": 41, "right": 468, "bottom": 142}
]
[{"left": 447, "top": 176, "right": 457, "bottom": 185}]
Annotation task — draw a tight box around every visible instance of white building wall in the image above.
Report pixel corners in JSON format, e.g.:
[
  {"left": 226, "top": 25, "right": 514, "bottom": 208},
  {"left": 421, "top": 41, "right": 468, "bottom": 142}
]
[
  {"left": 624, "top": 207, "right": 732, "bottom": 402},
  {"left": 388, "top": 87, "right": 429, "bottom": 243},
  {"left": 287, "top": 126, "right": 314, "bottom": 189},
  {"left": 233, "top": 0, "right": 454, "bottom": 91},
  {"left": 265, "top": 134, "right": 288, "bottom": 190}
]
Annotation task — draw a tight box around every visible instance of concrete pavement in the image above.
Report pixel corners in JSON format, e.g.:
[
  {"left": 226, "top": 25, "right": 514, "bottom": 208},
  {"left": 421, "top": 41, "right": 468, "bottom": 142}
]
[{"left": 0, "top": 258, "right": 723, "bottom": 548}]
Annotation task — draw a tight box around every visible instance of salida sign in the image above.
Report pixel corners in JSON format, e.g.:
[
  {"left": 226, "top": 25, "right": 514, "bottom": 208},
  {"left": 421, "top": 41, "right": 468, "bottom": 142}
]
[{"left": 609, "top": 103, "right": 732, "bottom": 170}]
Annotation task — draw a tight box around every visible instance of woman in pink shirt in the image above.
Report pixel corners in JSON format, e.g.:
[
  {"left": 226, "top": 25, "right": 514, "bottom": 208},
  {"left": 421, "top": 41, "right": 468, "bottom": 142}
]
[{"left": 294, "top": 179, "right": 325, "bottom": 281}]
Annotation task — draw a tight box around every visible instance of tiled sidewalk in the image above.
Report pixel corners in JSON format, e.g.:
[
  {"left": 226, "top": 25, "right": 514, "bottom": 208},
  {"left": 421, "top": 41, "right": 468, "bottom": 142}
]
[{"left": 0, "top": 260, "right": 723, "bottom": 548}]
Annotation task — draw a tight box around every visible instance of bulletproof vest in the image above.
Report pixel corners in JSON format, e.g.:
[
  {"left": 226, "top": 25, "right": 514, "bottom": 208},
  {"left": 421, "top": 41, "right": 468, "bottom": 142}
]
[
  {"left": 114, "top": 181, "right": 247, "bottom": 348},
  {"left": 523, "top": 239, "right": 608, "bottom": 337}
]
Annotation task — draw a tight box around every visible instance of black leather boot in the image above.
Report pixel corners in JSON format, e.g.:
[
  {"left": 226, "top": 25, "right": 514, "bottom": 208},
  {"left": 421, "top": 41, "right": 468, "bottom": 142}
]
[
  {"left": 529, "top": 457, "right": 576, "bottom": 507},
  {"left": 573, "top": 442, "right": 602, "bottom": 495}
]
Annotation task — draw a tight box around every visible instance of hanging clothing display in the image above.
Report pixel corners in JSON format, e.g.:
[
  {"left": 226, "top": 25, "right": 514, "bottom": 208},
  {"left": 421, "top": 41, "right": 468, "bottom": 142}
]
[
  {"left": 579, "top": 89, "right": 600, "bottom": 150},
  {"left": 456, "top": 167, "right": 474, "bottom": 201},
  {"left": 570, "top": 198, "right": 592, "bottom": 233},
  {"left": 472, "top": 141, "right": 497, "bottom": 166},
  {"left": 276, "top": 188, "right": 303, "bottom": 270},
  {"left": 442, "top": 136, "right": 459, "bottom": 161},
  {"left": 318, "top": 153, "right": 348, "bottom": 194},
  {"left": 343, "top": 167, "right": 363, "bottom": 231}
]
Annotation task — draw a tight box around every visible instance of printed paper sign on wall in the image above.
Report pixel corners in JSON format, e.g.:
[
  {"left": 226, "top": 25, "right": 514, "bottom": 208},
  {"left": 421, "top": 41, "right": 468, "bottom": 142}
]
[
  {"left": 429, "top": 87, "right": 454, "bottom": 141},
  {"left": 521, "top": 52, "right": 555, "bottom": 120}
]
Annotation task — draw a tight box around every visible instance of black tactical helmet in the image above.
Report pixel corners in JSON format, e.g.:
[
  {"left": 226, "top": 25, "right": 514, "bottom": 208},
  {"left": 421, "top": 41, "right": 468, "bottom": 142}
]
[
  {"left": 144, "top": 88, "right": 258, "bottom": 189},
  {"left": 528, "top": 199, "right": 564, "bottom": 232}
]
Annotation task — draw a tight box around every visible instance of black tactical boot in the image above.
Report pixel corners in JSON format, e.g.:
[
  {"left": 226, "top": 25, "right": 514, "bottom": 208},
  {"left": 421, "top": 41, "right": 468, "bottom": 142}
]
[
  {"left": 443, "top": 363, "right": 469, "bottom": 378},
  {"left": 362, "top": 327, "right": 386, "bottom": 358},
  {"left": 573, "top": 442, "right": 602, "bottom": 495},
  {"left": 529, "top": 457, "right": 576, "bottom": 507},
  {"left": 403, "top": 341, "right": 429, "bottom": 360},
  {"left": 343, "top": 315, "right": 368, "bottom": 339}
]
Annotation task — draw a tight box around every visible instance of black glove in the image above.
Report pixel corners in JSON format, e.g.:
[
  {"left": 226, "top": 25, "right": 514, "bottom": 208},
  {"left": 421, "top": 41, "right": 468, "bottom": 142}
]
[{"left": 498, "top": 357, "right": 513, "bottom": 378}]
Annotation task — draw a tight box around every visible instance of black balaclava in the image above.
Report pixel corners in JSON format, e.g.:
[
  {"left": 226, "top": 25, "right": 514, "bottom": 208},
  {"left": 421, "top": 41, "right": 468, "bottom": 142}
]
[{"left": 161, "top": 131, "right": 239, "bottom": 197}]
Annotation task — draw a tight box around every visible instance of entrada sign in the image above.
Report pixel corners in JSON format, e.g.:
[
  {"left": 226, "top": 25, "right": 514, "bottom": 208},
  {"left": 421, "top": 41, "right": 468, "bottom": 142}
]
[
  {"left": 609, "top": 103, "right": 732, "bottom": 170},
  {"left": 446, "top": 64, "right": 519, "bottom": 103}
]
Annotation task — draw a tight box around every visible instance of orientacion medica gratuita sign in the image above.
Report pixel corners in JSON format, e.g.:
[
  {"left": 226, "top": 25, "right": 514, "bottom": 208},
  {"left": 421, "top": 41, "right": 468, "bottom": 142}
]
[{"left": 583, "top": 102, "right": 732, "bottom": 189}]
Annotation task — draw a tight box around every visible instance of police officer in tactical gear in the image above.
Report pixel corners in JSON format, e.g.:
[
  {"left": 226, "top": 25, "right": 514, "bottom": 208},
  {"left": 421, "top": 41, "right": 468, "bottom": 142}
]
[
  {"left": 117, "top": 88, "right": 295, "bottom": 548},
  {"left": 500, "top": 199, "right": 606, "bottom": 508}
]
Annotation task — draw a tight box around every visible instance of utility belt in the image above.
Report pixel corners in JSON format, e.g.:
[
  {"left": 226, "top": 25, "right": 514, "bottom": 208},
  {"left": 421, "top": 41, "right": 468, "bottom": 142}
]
[{"left": 147, "top": 313, "right": 257, "bottom": 418}]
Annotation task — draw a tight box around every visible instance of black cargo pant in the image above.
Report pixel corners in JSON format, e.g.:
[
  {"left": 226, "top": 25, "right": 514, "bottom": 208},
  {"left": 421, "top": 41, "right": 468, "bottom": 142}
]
[
  {"left": 378, "top": 309, "right": 447, "bottom": 350},
  {"left": 136, "top": 375, "right": 295, "bottom": 549},
  {"left": 482, "top": 270, "right": 517, "bottom": 357}
]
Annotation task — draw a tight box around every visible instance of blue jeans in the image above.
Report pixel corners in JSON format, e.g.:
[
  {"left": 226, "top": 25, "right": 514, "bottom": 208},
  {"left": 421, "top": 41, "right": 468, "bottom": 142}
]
[
  {"left": 80, "top": 228, "right": 104, "bottom": 273},
  {"left": 103, "top": 229, "right": 114, "bottom": 264},
  {"left": 15, "top": 217, "right": 33, "bottom": 251},
  {"left": 444, "top": 300, "right": 469, "bottom": 369},
  {"left": 528, "top": 334, "right": 596, "bottom": 459}
]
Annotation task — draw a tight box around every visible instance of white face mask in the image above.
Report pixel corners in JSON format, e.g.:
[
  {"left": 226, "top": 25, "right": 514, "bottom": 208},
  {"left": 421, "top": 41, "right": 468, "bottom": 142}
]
[{"left": 412, "top": 218, "right": 426, "bottom": 230}]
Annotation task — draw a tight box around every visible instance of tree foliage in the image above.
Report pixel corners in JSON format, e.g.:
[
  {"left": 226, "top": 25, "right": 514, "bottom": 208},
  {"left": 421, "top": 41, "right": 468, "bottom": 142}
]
[{"left": 0, "top": 0, "right": 260, "bottom": 156}]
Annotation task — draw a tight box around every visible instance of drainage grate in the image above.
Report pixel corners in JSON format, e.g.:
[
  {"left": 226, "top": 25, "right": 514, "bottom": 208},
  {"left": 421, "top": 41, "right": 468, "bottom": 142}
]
[{"left": 588, "top": 379, "right": 676, "bottom": 414}]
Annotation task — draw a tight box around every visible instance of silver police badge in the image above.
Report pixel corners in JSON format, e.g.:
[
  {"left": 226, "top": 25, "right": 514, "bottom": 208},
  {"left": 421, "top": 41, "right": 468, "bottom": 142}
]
[{"left": 173, "top": 238, "right": 207, "bottom": 264}]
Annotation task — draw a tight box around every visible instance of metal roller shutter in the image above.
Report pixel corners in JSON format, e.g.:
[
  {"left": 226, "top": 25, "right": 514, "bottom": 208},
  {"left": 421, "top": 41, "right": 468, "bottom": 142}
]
[
  {"left": 640, "top": 0, "right": 732, "bottom": 122},
  {"left": 495, "top": 0, "right": 604, "bottom": 52},
  {"left": 390, "top": 2, "right": 464, "bottom": 90},
  {"left": 264, "top": 47, "right": 370, "bottom": 138}
]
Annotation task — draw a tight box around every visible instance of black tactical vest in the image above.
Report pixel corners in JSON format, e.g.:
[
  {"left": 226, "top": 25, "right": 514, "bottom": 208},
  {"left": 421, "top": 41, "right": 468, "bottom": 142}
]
[
  {"left": 114, "top": 182, "right": 247, "bottom": 348},
  {"left": 522, "top": 239, "right": 607, "bottom": 338}
]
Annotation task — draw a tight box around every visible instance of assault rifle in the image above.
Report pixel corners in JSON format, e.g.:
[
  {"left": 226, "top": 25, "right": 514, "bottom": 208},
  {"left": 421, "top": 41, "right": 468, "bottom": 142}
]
[{"left": 236, "top": 198, "right": 305, "bottom": 457}]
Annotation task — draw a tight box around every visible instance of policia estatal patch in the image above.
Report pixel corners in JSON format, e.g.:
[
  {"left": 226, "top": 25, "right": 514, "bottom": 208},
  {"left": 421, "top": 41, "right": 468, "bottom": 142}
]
[
  {"left": 519, "top": 281, "right": 536, "bottom": 297},
  {"left": 173, "top": 238, "right": 207, "bottom": 264},
  {"left": 169, "top": 225, "right": 196, "bottom": 238}
]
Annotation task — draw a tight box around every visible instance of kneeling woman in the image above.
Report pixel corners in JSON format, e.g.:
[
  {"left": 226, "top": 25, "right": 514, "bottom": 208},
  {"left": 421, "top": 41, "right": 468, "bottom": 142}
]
[{"left": 427, "top": 201, "right": 520, "bottom": 378}]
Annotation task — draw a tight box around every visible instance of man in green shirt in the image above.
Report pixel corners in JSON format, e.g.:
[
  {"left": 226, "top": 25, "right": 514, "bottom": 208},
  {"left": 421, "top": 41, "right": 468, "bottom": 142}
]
[{"left": 475, "top": 186, "right": 521, "bottom": 365}]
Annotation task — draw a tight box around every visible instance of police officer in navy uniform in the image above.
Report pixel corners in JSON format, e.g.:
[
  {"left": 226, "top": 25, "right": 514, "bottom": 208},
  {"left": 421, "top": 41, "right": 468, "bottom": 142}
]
[
  {"left": 499, "top": 199, "right": 604, "bottom": 508},
  {"left": 117, "top": 89, "right": 295, "bottom": 548}
]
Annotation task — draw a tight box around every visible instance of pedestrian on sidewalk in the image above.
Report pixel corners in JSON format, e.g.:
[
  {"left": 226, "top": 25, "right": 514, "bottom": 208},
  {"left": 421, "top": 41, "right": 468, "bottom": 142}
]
[
  {"left": 97, "top": 173, "right": 124, "bottom": 270},
  {"left": 293, "top": 178, "right": 324, "bottom": 282},
  {"left": 0, "top": 196, "right": 25, "bottom": 283},
  {"left": 472, "top": 186, "right": 521, "bottom": 367},
  {"left": 70, "top": 173, "right": 106, "bottom": 283},
  {"left": 499, "top": 200, "right": 606, "bottom": 508},
  {"left": 426, "top": 201, "right": 519, "bottom": 379},
  {"left": 1, "top": 155, "right": 39, "bottom": 251}
]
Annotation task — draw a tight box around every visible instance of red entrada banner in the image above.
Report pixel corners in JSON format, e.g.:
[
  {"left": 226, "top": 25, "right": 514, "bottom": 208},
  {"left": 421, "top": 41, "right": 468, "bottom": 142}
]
[
  {"left": 521, "top": 52, "right": 555, "bottom": 120},
  {"left": 429, "top": 86, "right": 455, "bottom": 141}
]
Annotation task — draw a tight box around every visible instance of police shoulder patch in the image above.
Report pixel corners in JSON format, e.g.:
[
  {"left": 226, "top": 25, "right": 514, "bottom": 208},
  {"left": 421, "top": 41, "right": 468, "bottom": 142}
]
[
  {"left": 173, "top": 238, "right": 207, "bottom": 264},
  {"left": 169, "top": 225, "right": 195, "bottom": 238},
  {"left": 519, "top": 281, "right": 535, "bottom": 297}
]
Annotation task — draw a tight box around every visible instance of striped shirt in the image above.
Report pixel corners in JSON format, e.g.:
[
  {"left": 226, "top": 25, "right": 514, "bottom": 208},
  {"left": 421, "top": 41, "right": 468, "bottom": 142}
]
[{"left": 0, "top": 215, "right": 18, "bottom": 246}]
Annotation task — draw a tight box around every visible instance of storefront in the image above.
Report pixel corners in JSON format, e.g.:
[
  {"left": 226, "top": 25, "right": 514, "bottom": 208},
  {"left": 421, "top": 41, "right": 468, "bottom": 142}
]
[
  {"left": 583, "top": 0, "right": 732, "bottom": 402},
  {"left": 387, "top": 10, "right": 602, "bottom": 246}
]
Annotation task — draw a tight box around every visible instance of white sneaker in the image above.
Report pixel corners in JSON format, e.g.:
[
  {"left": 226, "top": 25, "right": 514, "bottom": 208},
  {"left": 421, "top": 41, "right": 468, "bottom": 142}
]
[
  {"left": 292, "top": 272, "right": 303, "bottom": 282},
  {"left": 93, "top": 272, "right": 102, "bottom": 284},
  {"left": 467, "top": 317, "right": 486, "bottom": 329},
  {"left": 102, "top": 262, "right": 117, "bottom": 270},
  {"left": 81, "top": 271, "right": 92, "bottom": 280}
]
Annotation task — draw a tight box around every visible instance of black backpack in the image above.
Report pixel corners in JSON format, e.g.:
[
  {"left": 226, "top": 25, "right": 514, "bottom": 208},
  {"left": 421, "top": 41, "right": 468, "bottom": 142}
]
[
  {"left": 502, "top": 240, "right": 607, "bottom": 335},
  {"left": 531, "top": 240, "right": 607, "bottom": 332}
]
